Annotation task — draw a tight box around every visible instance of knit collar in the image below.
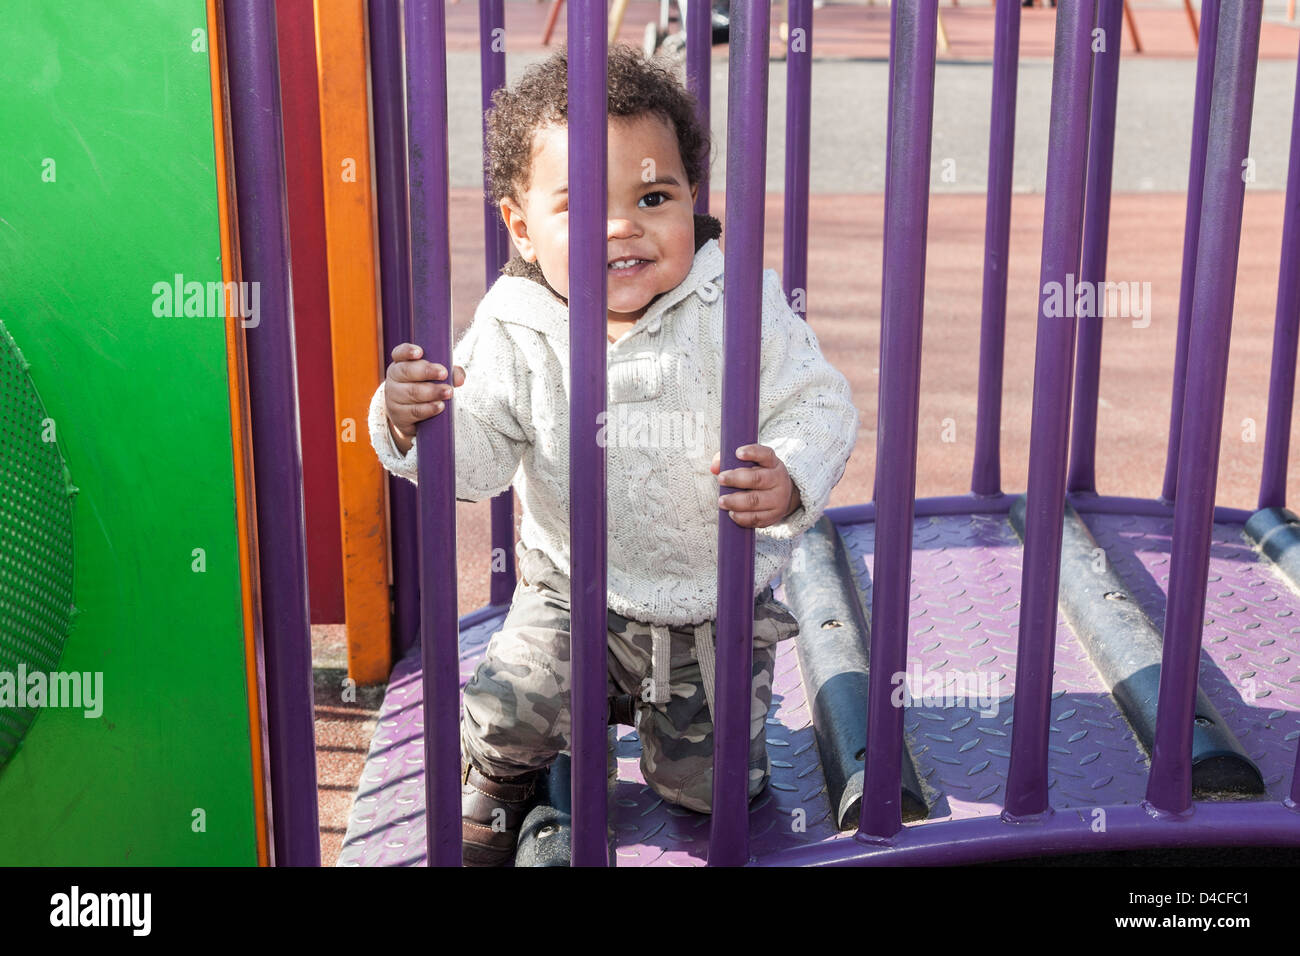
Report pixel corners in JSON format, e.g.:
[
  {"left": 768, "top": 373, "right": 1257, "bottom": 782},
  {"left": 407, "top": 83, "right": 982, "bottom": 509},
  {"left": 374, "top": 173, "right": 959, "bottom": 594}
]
[{"left": 486, "top": 213, "right": 724, "bottom": 343}]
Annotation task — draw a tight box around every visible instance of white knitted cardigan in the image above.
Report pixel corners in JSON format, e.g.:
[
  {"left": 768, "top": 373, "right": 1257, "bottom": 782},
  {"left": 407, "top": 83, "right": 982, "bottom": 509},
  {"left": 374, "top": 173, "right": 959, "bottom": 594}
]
[{"left": 368, "top": 237, "right": 859, "bottom": 629}]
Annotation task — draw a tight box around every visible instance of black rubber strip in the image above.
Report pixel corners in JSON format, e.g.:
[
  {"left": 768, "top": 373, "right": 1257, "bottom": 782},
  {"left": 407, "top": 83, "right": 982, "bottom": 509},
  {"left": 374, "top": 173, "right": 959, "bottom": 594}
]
[
  {"left": 1007, "top": 495, "right": 1263, "bottom": 795},
  {"left": 784, "top": 517, "right": 929, "bottom": 829},
  {"left": 1244, "top": 506, "right": 1300, "bottom": 593},
  {"left": 514, "top": 753, "right": 575, "bottom": 867}
]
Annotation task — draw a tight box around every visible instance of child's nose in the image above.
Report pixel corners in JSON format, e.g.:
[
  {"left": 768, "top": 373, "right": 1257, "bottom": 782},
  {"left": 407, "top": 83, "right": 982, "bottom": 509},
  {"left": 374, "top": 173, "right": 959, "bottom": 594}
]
[{"left": 607, "top": 214, "right": 640, "bottom": 239}]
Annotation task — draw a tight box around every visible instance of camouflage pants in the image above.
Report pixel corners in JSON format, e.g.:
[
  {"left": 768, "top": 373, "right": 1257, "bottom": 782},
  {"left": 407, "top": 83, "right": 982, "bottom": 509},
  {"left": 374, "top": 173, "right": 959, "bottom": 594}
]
[{"left": 461, "top": 545, "right": 800, "bottom": 813}]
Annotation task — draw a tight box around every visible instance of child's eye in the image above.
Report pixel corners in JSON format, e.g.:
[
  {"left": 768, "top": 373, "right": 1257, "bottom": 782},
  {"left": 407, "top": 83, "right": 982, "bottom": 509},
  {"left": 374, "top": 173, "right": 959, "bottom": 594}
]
[{"left": 638, "top": 191, "right": 669, "bottom": 209}]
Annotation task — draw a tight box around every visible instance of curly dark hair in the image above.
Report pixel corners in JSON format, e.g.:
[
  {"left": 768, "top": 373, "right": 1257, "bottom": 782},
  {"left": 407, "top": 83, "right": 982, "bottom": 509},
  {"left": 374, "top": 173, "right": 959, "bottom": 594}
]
[{"left": 484, "top": 43, "right": 711, "bottom": 210}]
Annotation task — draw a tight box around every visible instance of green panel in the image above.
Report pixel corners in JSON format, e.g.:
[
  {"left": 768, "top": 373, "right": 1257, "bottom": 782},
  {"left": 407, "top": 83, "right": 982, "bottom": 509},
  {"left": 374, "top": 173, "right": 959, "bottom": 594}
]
[{"left": 0, "top": 0, "right": 258, "bottom": 864}]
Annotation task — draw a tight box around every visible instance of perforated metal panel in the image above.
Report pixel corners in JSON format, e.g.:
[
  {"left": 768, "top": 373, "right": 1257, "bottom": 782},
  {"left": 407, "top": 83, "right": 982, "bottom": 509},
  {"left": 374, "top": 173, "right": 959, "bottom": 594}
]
[{"left": 0, "top": 320, "right": 75, "bottom": 770}]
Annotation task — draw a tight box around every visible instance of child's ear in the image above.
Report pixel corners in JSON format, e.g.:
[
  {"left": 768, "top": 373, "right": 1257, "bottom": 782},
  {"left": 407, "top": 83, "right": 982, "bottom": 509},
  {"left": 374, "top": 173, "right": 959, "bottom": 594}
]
[{"left": 500, "top": 197, "right": 537, "bottom": 262}]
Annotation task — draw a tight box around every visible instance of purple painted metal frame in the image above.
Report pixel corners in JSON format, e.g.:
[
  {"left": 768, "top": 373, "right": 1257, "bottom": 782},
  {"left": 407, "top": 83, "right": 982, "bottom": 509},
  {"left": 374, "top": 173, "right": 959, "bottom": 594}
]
[
  {"left": 405, "top": 0, "right": 462, "bottom": 867},
  {"left": 782, "top": 0, "right": 813, "bottom": 318},
  {"left": 686, "top": 0, "right": 712, "bottom": 216},
  {"left": 708, "top": 0, "right": 772, "bottom": 867},
  {"left": 1162, "top": 0, "right": 1221, "bottom": 503},
  {"left": 1258, "top": 30, "right": 1300, "bottom": 511},
  {"left": 1003, "top": 0, "right": 1096, "bottom": 820},
  {"left": 1147, "top": 0, "right": 1264, "bottom": 814},
  {"left": 480, "top": 0, "right": 518, "bottom": 609},
  {"left": 971, "top": 0, "right": 1020, "bottom": 499},
  {"left": 567, "top": 0, "right": 612, "bottom": 867},
  {"left": 222, "top": 0, "right": 321, "bottom": 867},
  {"left": 861, "top": 0, "right": 939, "bottom": 841},
  {"left": 368, "top": 0, "right": 420, "bottom": 661},
  {"left": 1067, "top": 0, "right": 1123, "bottom": 496},
  {"left": 346, "top": 0, "right": 1300, "bottom": 868}
]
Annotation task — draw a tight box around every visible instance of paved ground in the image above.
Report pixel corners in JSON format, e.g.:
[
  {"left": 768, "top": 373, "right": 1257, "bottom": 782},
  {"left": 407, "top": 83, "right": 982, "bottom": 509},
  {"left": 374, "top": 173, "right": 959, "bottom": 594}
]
[{"left": 314, "top": 2, "right": 1300, "bottom": 865}]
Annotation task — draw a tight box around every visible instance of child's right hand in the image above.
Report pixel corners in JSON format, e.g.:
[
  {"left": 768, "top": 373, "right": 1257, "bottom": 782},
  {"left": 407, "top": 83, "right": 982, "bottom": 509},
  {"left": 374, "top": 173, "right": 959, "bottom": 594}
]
[{"left": 384, "top": 342, "right": 465, "bottom": 454}]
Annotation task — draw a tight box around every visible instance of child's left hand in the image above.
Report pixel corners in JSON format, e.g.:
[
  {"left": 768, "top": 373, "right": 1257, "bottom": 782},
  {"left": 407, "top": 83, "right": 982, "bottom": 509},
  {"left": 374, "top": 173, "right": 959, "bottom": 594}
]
[{"left": 712, "top": 444, "right": 802, "bottom": 528}]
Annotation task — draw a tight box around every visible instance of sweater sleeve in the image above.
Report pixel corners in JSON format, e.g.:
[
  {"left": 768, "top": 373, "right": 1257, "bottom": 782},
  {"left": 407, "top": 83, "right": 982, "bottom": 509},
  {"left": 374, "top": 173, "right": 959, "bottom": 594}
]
[
  {"left": 753, "top": 269, "right": 860, "bottom": 541},
  {"left": 367, "top": 314, "right": 532, "bottom": 502}
]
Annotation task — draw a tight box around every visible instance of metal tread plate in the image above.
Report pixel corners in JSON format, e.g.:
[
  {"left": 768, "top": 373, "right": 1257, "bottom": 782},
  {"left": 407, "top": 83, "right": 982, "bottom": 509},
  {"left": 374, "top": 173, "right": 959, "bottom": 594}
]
[
  {"left": 337, "top": 600, "right": 848, "bottom": 866},
  {"left": 339, "top": 509, "right": 1300, "bottom": 865},
  {"left": 1080, "top": 511, "right": 1300, "bottom": 799},
  {"left": 837, "top": 513, "right": 1153, "bottom": 819}
]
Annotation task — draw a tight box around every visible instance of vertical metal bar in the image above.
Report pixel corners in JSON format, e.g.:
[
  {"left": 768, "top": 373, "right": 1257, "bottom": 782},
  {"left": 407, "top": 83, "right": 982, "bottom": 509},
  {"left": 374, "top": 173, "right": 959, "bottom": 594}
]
[
  {"left": 369, "top": 0, "right": 419, "bottom": 660},
  {"left": 1257, "top": 33, "right": 1300, "bottom": 511},
  {"left": 782, "top": 0, "right": 813, "bottom": 318},
  {"left": 970, "top": 0, "right": 1021, "bottom": 498},
  {"left": 1003, "top": 0, "right": 1096, "bottom": 821},
  {"left": 567, "top": 0, "right": 610, "bottom": 867},
  {"left": 709, "top": 0, "right": 770, "bottom": 867},
  {"left": 1067, "top": 0, "right": 1124, "bottom": 496},
  {"left": 222, "top": 0, "right": 321, "bottom": 867},
  {"left": 1162, "top": 0, "right": 1221, "bottom": 504},
  {"left": 872, "top": 0, "right": 901, "bottom": 505},
  {"left": 1147, "top": 0, "right": 1263, "bottom": 815},
  {"left": 479, "top": 0, "right": 517, "bottom": 606},
  {"left": 404, "top": 0, "right": 461, "bottom": 867},
  {"left": 859, "top": 0, "right": 938, "bottom": 841},
  {"left": 686, "top": 0, "right": 712, "bottom": 215}
]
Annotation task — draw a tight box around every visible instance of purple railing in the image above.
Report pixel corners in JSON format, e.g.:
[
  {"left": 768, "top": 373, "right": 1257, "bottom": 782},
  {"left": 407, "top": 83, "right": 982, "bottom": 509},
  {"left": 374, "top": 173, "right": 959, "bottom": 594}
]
[
  {"left": 1067, "top": 0, "right": 1124, "bottom": 496},
  {"left": 404, "top": 0, "right": 461, "bottom": 867},
  {"left": 709, "top": 0, "right": 772, "bottom": 866},
  {"left": 222, "top": 0, "right": 320, "bottom": 867},
  {"left": 226, "top": 0, "right": 1300, "bottom": 866},
  {"left": 862, "top": 0, "right": 939, "bottom": 841},
  {"left": 481, "top": 1, "right": 519, "bottom": 609},
  {"left": 1146, "top": 0, "right": 1264, "bottom": 814},
  {"left": 970, "top": 0, "right": 1020, "bottom": 498},
  {"left": 368, "top": 0, "right": 420, "bottom": 660},
  {"left": 1162, "top": 0, "right": 1222, "bottom": 504},
  {"left": 782, "top": 0, "right": 813, "bottom": 316},
  {"left": 566, "top": 0, "right": 612, "bottom": 866},
  {"left": 1258, "top": 28, "right": 1300, "bottom": 512},
  {"left": 1004, "top": 0, "right": 1097, "bottom": 820}
]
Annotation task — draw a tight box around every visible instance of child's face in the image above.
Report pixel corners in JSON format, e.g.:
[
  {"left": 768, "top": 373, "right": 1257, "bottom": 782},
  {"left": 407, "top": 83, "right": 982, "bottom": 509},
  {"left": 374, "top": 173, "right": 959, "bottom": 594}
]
[{"left": 501, "top": 113, "right": 700, "bottom": 324}]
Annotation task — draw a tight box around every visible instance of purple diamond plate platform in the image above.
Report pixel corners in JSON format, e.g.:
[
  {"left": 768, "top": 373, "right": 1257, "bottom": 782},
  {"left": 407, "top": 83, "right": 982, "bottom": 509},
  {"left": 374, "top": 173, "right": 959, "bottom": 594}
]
[{"left": 337, "top": 509, "right": 1300, "bottom": 866}]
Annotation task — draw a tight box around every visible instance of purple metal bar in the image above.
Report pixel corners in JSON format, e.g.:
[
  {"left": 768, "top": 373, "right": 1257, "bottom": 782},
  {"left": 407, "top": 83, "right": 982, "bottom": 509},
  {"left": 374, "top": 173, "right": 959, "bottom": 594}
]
[
  {"left": 824, "top": 493, "right": 1255, "bottom": 529},
  {"left": 369, "top": 0, "right": 420, "bottom": 660},
  {"left": 567, "top": 0, "right": 610, "bottom": 867},
  {"left": 479, "top": 0, "right": 517, "bottom": 607},
  {"left": 1161, "top": 0, "right": 1221, "bottom": 504},
  {"left": 970, "top": 0, "right": 1021, "bottom": 498},
  {"left": 1147, "top": 0, "right": 1263, "bottom": 815},
  {"left": 871, "top": 0, "right": 901, "bottom": 505},
  {"left": 686, "top": 0, "right": 712, "bottom": 215},
  {"left": 222, "top": 0, "right": 321, "bottom": 867},
  {"left": 1258, "top": 32, "right": 1300, "bottom": 511},
  {"left": 709, "top": 0, "right": 770, "bottom": 867},
  {"left": 1066, "top": 0, "right": 1123, "bottom": 496},
  {"left": 782, "top": 0, "right": 813, "bottom": 318},
  {"left": 757, "top": 800, "right": 1300, "bottom": 867},
  {"left": 860, "top": 0, "right": 938, "bottom": 842},
  {"left": 404, "top": 0, "right": 461, "bottom": 867},
  {"left": 1003, "top": 0, "right": 1096, "bottom": 821}
]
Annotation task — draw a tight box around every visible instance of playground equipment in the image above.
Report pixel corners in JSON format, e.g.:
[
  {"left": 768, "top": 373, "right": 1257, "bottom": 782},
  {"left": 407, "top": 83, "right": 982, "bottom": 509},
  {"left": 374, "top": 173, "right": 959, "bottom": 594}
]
[
  {"left": 3, "top": 0, "right": 1300, "bottom": 867},
  {"left": 340, "top": 0, "right": 1300, "bottom": 866}
]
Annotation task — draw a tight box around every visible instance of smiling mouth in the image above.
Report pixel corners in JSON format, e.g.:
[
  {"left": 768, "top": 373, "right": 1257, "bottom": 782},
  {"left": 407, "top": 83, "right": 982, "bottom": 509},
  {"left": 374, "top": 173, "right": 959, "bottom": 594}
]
[{"left": 608, "top": 257, "right": 652, "bottom": 274}]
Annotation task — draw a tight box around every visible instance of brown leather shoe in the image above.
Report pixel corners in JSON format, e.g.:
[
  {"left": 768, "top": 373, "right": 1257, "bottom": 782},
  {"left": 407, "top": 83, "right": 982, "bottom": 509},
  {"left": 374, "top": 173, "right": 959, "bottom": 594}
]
[{"left": 461, "top": 761, "right": 540, "bottom": 867}]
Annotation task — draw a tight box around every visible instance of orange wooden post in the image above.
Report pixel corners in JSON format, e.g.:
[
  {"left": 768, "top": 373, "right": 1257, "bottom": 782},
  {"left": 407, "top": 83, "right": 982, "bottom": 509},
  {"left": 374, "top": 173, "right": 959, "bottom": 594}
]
[
  {"left": 313, "top": 0, "right": 392, "bottom": 685},
  {"left": 1184, "top": 0, "right": 1199, "bottom": 43}
]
